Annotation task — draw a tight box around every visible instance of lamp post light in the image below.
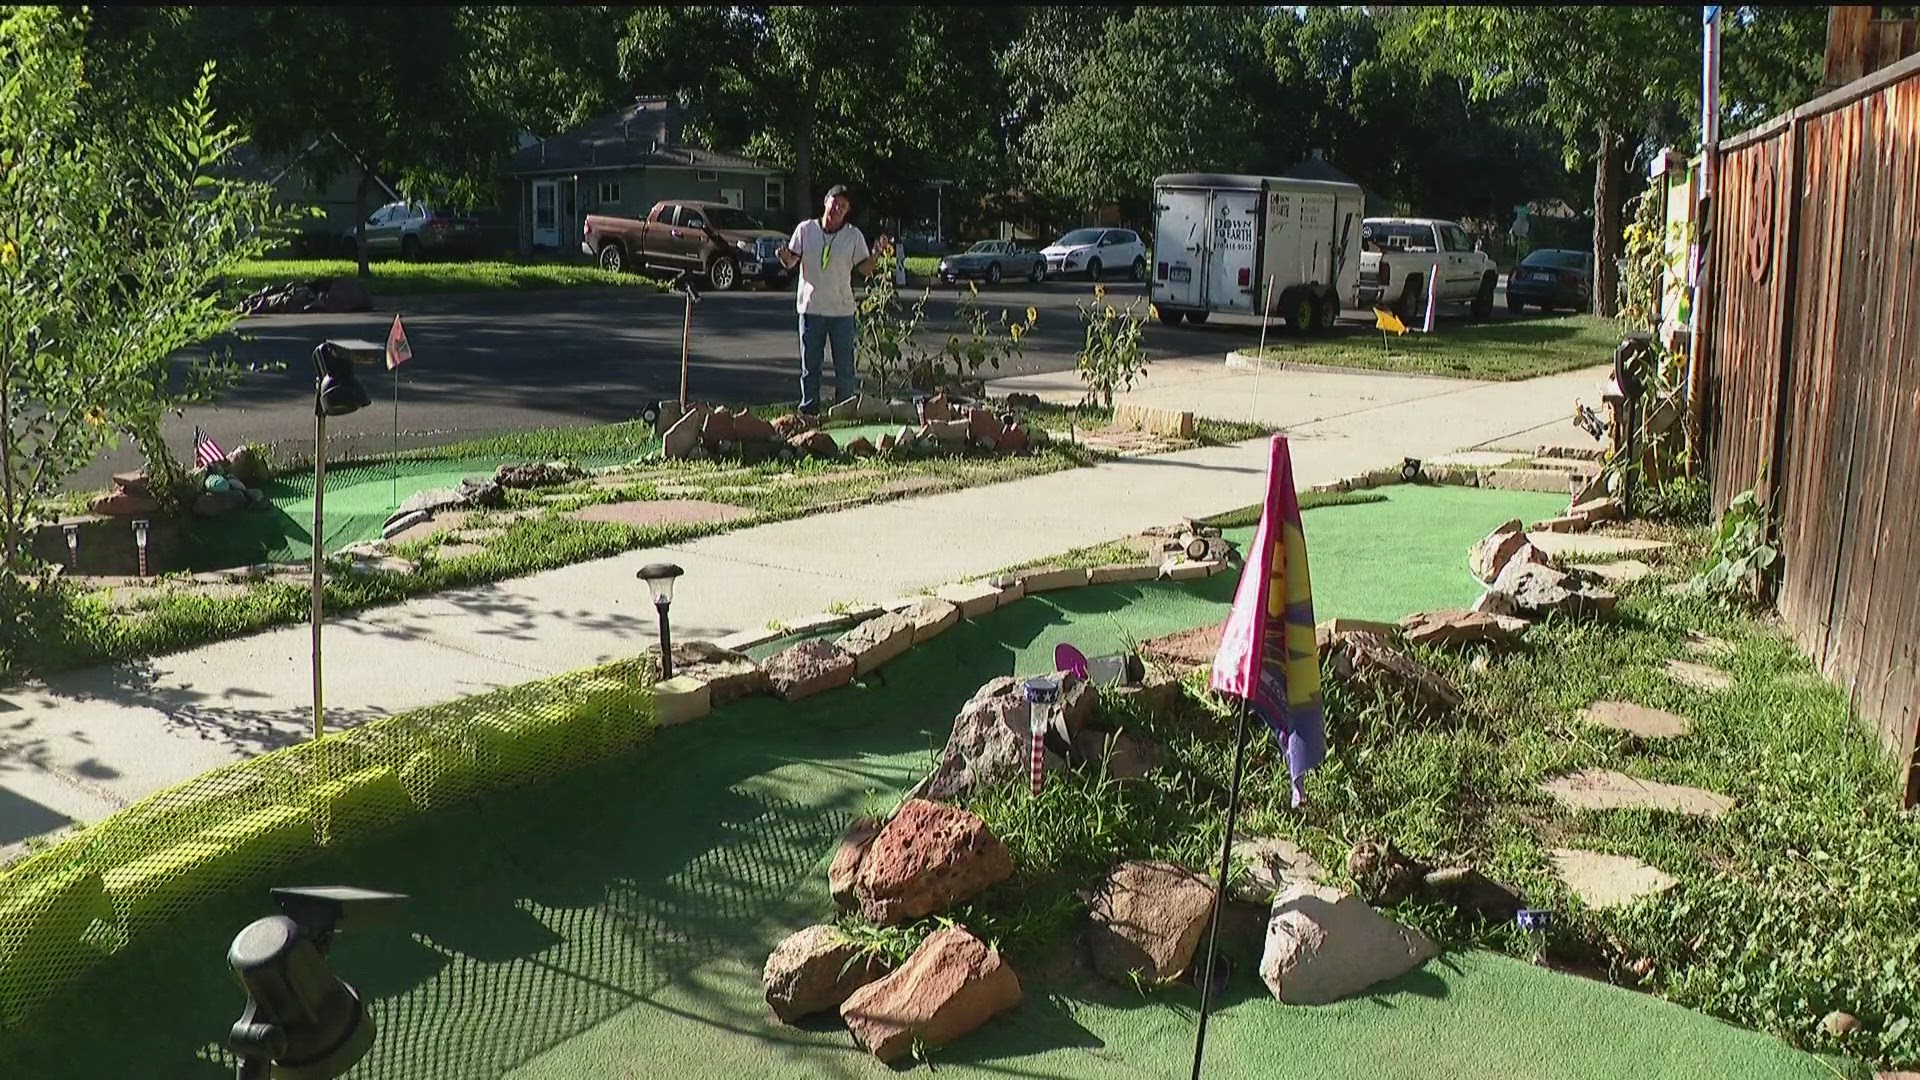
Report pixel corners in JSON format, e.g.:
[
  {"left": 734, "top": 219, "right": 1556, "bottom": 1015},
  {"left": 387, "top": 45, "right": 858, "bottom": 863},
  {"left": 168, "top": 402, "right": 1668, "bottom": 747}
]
[
  {"left": 62, "top": 523, "right": 79, "bottom": 571},
  {"left": 310, "top": 340, "right": 376, "bottom": 743},
  {"left": 1022, "top": 675, "right": 1061, "bottom": 798},
  {"left": 131, "top": 519, "right": 150, "bottom": 578},
  {"left": 637, "top": 563, "right": 685, "bottom": 678}
]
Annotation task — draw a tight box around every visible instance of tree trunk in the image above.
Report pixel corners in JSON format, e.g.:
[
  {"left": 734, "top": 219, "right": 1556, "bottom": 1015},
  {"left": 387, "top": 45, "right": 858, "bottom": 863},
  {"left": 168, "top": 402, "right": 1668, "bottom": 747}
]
[
  {"left": 1592, "top": 125, "right": 1624, "bottom": 319},
  {"left": 794, "top": 92, "right": 816, "bottom": 225},
  {"left": 354, "top": 170, "right": 373, "bottom": 279}
]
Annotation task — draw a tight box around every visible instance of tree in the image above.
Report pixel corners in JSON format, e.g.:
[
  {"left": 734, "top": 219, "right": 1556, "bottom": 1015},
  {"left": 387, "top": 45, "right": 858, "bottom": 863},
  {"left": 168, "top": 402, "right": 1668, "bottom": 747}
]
[
  {"left": 1396, "top": 7, "right": 1699, "bottom": 316},
  {"left": 1021, "top": 6, "right": 1286, "bottom": 216},
  {"left": 0, "top": 7, "right": 287, "bottom": 568}
]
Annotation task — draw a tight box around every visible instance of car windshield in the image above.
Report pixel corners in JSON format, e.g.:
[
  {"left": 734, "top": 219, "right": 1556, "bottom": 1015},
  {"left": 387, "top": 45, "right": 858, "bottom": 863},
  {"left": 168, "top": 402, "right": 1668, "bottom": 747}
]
[
  {"left": 966, "top": 242, "right": 1004, "bottom": 254},
  {"left": 1362, "top": 223, "right": 1437, "bottom": 252},
  {"left": 703, "top": 207, "right": 764, "bottom": 231},
  {"left": 1521, "top": 250, "right": 1591, "bottom": 271},
  {"left": 1056, "top": 229, "right": 1104, "bottom": 246}
]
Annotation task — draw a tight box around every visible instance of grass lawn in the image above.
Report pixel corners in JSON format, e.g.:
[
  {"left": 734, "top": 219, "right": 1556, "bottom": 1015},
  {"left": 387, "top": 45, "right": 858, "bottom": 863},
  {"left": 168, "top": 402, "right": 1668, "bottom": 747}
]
[
  {"left": 1244, "top": 313, "right": 1621, "bottom": 381},
  {"left": 226, "top": 258, "right": 665, "bottom": 297},
  {"left": 0, "top": 488, "right": 1867, "bottom": 1080}
]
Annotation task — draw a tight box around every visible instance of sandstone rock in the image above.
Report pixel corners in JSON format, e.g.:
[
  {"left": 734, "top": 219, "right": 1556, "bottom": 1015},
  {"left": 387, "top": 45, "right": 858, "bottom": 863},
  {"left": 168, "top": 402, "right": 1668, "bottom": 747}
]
[
  {"left": 1346, "top": 839, "right": 1433, "bottom": 907},
  {"left": 857, "top": 396, "right": 894, "bottom": 422},
  {"left": 1570, "top": 497, "right": 1624, "bottom": 524},
  {"left": 1665, "top": 658, "right": 1734, "bottom": 693},
  {"left": 1541, "top": 768, "right": 1734, "bottom": 818},
  {"left": 967, "top": 407, "right": 1004, "bottom": 446},
  {"left": 920, "top": 393, "right": 953, "bottom": 422},
  {"left": 788, "top": 430, "right": 839, "bottom": 459},
  {"left": 840, "top": 926, "right": 1021, "bottom": 1064},
  {"left": 662, "top": 407, "right": 711, "bottom": 460},
  {"left": 1578, "top": 700, "right": 1691, "bottom": 739},
  {"left": 921, "top": 418, "right": 972, "bottom": 445},
  {"left": 830, "top": 817, "right": 885, "bottom": 912},
  {"left": 762, "top": 638, "right": 856, "bottom": 701},
  {"left": 935, "top": 580, "right": 1001, "bottom": 619},
  {"left": 1819, "top": 1011, "right": 1862, "bottom": 1038},
  {"left": 902, "top": 597, "right": 960, "bottom": 644},
  {"left": 877, "top": 433, "right": 898, "bottom": 454},
  {"left": 770, "top": 413, "right": 817, "bottom": 440},
  {"left": 653, "top": 675, "right": 711, "bottom": 727},
  {"left": 855, "top": 800, "right": 1013, "bottom": 925},
  {"left": 827, "top": 395, "right": 863, "bottom": 421},
  {"left": 1398, "top": 610, "right": 1528, "bottom": 648},
  {"left": 1231, "top": 838, "right": 1326, "bottom": 903},
  {"left": 701, "top": 408, "right": 739, "bottom": 447},
  {"left": 1470, "top": 519, "right": 1527, "bottom": 583},
  {"left": 381, "top": 510, "right": 432, "bottom": 539},
  {"left": 1111, "top": 670, "right": 1183, "bottom": 719},
  {"left": 1549, "top": 848, "right": 1677, "bottom": 911},
  {"left": 845, "top": 436, "right": 878, "bottom": 459},
  {"left": 649, "top": 641, "right": 768, "bottom": 706},
  {"left": 320, "top": 277, "right": 372, "bottom": 313},
  {"left": 1089, "top": 861, "right": 1218, "bottom": 984},
  {"left": 1090, "top": 563, "right": 1161, "bottom": 585},
  {"left": 1491, "top": 562, "right": 1619, "bottom": 619},
  {"left": 1471, "top": 589, "right": 1520, "bottom": 618},
  {"left": 837, "top": 612, "right": 913, "bottom": 676},
  {"left": 1321, "top": 631, "right": 1462, "bottom": 715},
  {"left": 457, "top": 477, "right": 506, "bottom": 509},
  {"left": 732, "top": 410, "right": 779, "bottom": 444},
  {"left": 996, "top": 423, "right": 1029, "bottom": 453},
  {"left": 1318, "top": 617, "right": 1401, "bottom": 638},
  {"left": 1259, "top": 883, "right": 1441, "bottom": 1005},
  {"left": 111, "top": 470, "right": 154, "bottom": 497},
  {"left": 89, "top": 490, "right": 160, "bottom": 517},
  {"left": 1015, "top": 566, "right": 1090, "bottom": 593},
  {"left": 763, "top": 924, "right": 886, "bottom": 1024}
]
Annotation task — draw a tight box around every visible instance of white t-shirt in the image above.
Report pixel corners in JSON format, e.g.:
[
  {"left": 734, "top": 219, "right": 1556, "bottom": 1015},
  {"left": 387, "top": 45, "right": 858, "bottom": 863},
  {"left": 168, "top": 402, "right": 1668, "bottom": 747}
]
[{"left": 789, "top": 218, "right": 870, "bottom": 317}]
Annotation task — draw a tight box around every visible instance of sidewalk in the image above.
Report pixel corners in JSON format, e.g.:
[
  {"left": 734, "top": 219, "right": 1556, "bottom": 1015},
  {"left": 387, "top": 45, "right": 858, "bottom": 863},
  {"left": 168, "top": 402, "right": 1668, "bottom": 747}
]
[{"left": 0, "top": 360, "right": 1605, "bottom": 855}]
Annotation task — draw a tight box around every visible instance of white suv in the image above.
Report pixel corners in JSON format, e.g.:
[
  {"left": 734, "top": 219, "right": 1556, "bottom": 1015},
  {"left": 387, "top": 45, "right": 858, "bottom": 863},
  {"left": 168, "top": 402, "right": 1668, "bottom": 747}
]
[{"left": 1040, "top": 227, "right": 1148, "bottom": 282}]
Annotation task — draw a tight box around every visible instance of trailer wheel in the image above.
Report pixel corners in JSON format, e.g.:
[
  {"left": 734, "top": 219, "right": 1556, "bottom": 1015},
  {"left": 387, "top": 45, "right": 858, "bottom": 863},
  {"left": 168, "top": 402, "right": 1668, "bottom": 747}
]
[
  {"left": 1155, "top": 305, "right": 1186, "bottom": 326},
  {"left": 1285, "top": 293, "right": 1317, "bottom": 334},
  {"left": 1317, "top": 293, "right": 1341, "bottom": 331}
]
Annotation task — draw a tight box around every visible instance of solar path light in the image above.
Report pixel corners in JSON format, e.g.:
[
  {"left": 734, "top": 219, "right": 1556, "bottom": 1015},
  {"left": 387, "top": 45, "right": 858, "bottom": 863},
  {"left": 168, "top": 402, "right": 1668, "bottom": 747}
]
[{"left": 637, "top": 563, "right": 686, "bottom": 678}]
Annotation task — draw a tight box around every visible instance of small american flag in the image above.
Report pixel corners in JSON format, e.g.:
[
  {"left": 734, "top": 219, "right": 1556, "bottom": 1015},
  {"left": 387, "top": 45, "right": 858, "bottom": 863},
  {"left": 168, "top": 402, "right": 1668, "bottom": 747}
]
[{"left": 194, "top": 426, "right": 228, "bottom": 469}]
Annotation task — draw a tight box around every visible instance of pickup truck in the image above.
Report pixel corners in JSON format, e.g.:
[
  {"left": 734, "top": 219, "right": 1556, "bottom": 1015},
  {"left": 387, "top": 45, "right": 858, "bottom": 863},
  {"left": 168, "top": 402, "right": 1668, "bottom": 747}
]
[
  {"left": 1356, "top": 217, "right": 1499, "bottom": 321},
  {"left": 582, "top": 200, "right": 791, "bottom": 292}
]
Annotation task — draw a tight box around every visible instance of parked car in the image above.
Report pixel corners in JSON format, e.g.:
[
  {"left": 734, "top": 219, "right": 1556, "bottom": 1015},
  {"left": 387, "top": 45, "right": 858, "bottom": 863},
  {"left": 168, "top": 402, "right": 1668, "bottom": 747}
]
[
  {"left": 1356, "top": 217, "right": 1500, "bottom": 320},
  {"left": 583, "top": 200, "right": 790, "bottom": 291},
  {"left": 1505, "top": 248, "right": 1594, "bottom": 314},
  {"left": 339, "top": 201, "right": 482, "bottom": 261},
  {"left": 937, "top": 240, "right": 1046, "bottom": 286},
  {"left": 1040, "top": 227, "right": 1148, "bottom": 282}
]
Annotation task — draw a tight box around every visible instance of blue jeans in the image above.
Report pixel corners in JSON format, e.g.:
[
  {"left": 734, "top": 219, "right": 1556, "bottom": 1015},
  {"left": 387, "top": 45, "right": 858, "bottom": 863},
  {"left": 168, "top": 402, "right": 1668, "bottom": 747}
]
[{"left": 798, "top": 313, "right": 857, "bottom": 413}]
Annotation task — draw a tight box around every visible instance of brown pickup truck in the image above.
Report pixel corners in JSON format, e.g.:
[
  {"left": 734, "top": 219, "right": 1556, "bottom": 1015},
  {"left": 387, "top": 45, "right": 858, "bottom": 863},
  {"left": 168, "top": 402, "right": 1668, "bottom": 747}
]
[{"left": 582, "top": 200, "right": 792, "bottom": 291}]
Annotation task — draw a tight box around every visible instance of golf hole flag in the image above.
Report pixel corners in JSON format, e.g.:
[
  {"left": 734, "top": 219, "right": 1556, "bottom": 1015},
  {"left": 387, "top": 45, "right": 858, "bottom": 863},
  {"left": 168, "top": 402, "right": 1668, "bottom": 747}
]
[
  {"left": 1209, "top": 435, "right": 1325, "bottom": 807},
  {"left": 386, "top": 314, "right": 413, "bottom": 370}
]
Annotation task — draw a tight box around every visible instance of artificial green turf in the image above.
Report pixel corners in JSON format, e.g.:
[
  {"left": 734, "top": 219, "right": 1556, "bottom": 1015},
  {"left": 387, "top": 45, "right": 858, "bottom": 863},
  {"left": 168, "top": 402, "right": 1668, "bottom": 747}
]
[{"left": 0, "top": 486, "right": 1853, "bottom": 1079}]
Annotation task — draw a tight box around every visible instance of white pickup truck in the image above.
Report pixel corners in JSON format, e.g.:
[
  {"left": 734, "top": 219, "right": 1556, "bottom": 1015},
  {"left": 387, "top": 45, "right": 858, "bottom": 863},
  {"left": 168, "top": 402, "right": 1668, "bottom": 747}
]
[{"left": 1356, "top": 218, "right": 1499, "bottom": 321}]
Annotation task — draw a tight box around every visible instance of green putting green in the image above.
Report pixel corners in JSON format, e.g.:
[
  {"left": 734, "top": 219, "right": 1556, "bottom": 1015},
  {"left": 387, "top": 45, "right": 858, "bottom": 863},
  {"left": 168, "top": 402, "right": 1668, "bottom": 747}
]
[{"left": 0, "top": 487, "right": 1853, "bottom": 1079}]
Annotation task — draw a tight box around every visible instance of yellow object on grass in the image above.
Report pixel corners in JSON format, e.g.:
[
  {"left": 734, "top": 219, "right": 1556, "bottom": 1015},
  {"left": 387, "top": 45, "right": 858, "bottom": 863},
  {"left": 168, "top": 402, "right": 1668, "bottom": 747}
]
[{"left": 1374, "top": 307, "right": 1408, "bottom": 335}]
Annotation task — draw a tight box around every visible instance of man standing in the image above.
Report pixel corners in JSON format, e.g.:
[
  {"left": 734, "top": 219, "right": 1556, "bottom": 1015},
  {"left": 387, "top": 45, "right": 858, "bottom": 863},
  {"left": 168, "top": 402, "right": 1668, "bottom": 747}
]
[{"left": 777, "top": 184, "right": 892, "bottom": 415}]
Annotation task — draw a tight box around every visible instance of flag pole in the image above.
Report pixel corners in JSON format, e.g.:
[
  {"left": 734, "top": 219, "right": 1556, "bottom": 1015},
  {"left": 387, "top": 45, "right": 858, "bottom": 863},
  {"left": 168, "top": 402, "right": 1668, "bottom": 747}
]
[
  {"left": 1251, "top": 276, "right": 1275, "bottom": 425},
  {"left": 1190, "top": 693, "right": 1254, "bottom": 1080},
  {"left": 391, "top": 366, "right": 400, "bottom": 510}
]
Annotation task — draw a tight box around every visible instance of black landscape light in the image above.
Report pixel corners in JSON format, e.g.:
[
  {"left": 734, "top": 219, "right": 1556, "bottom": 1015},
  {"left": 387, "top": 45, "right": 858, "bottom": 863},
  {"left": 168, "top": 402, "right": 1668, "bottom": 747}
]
[
  {"left": 227, "top": 885, "right": 408, "bottom": 1080},
  {"left": 308, "top": 340, "right": 378, "bottom": 742},
  {"left": 1400, "top": 457, "right": 1423, "bottom": 483},
  {"left": 637, "top": 563, "right": 686, "bottom": 678}
]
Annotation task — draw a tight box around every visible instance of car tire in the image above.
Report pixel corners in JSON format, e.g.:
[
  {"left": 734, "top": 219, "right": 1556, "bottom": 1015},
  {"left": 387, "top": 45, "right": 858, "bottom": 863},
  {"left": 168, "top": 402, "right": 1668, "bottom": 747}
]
[
  {"left": 1508, "top": 297, "right": 1528, "bottom": 314},
  {"left": 597, "top": 242, "right": 626, "bottom": 274},
  {"left": 987, "top": 262, "right": 1002, "bottom": 286},
  {"left": 1130, "top": 257, "right": 1146, "bottom": 282},
  {"left": 1028, "top": 261, "right": 1043, "bottom": 284},
  {"left": 401, "top": 236, "right": 422, "bottom": 262},
  {"left": 707, "top": 255, "right": 738, "bottom": 292},
  {"left": 1086, "top": 258, "right": 1102, "bottom": 281},
  {"left": 1394, "top": 274, "right": 1424, "bottom": 320},
  {"left": 1471, "top": 272, "right": 1497, "bottom": 321},
  {"left": 1155, "top": 305, "right": 1186, "bottom": 326},
  {"left": 1186, "top": 309, "right": 1209, "bottom": 325}
]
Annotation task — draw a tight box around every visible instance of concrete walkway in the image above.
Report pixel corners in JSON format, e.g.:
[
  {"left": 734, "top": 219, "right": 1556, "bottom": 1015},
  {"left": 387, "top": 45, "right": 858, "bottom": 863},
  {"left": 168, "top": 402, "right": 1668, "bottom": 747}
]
[{"left": 0, "top": 359, "right": 1607, "bottom": 855}]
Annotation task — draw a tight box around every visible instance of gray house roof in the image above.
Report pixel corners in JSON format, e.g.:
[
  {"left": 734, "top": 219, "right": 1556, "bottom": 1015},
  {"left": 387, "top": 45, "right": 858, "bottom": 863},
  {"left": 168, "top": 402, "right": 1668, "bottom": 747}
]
[
  {"left": 507, "top": 98, "right": 781, "bottom": 178},
  {"left": 1282, "top": 152, "right": 1391, "bottom": 217}
]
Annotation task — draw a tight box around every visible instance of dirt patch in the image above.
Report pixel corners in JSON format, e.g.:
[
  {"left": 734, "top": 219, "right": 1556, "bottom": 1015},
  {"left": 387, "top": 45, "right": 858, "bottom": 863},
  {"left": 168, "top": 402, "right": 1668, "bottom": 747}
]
[
  {"left": 1141, "top": 622, "right": 1226, "bottom": 668},
  {"left": 567, "top": 499, "right": 754, "bottom": 528}
]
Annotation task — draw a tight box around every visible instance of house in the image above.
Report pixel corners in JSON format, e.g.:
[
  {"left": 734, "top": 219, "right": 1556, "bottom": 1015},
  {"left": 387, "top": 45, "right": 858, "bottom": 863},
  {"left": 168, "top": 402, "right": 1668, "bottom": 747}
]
[
  {"left": 218, "top": 135, "right": 400, "bottom": 256},
  {"left": 1281, "top": 151, "right": 1393, "bottom": 218},
  {"left": 503, "top": 98, "right": 792, "bottom": 257},
  {"left": 1824, "top": 5, "right": 1919, "bottom": 88}
]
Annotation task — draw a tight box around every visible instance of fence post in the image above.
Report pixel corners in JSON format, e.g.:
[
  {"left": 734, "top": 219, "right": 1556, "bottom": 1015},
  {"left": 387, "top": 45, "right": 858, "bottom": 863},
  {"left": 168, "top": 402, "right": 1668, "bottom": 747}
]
[{"left": 1766, "top": 115, "right": 1807, "bottom": 519}]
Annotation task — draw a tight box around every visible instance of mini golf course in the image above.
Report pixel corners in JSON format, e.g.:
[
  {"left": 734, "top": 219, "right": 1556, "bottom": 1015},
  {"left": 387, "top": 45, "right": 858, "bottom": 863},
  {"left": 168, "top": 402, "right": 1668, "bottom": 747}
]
[{"left": 0, "top": 487, "right": 1859, "bottom": 1079}]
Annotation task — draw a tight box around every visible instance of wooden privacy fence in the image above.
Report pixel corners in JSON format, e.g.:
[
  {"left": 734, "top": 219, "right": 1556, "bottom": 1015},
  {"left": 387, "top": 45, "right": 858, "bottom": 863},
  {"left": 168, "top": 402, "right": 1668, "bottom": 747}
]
[{"left": 1702, "top": 52, "right": 1920, "bottom": 805}]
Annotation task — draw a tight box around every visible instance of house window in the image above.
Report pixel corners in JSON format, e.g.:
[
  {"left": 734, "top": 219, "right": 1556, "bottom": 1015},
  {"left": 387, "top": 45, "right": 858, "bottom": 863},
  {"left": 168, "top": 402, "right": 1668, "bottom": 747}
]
[
  {"left": 696, "top": 169, "right": 718, "bottom": 182},
  {"left": 597, "top": 181, "right": 621, "bottom": 205},
  {"left": 766, "top": 177, "right": 785, "bottom": 212}
]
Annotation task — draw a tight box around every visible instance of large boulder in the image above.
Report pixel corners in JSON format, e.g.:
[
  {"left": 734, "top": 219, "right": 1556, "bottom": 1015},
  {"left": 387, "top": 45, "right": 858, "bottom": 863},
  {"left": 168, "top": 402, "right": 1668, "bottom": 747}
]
[
  {"left": 829, "top": 816, "right": 885, "bottom": 912},
  {"left": 1088, "top": 861, "right": 1218, "bottom": 984},
  {"left": 762, "top": 638, "right": 856, "bottom": 701},
  {"left": 763, "top": 924, "right": 887, "bottom": 1024},
  {"left": 1469, "top": 519, "right": 1528, "bottom": 584},
  {"left": 854, "top": 799, "right": 1013, "bottom": 925},
  {"left": 1491, "top": 562, "right": 1619, "bottom": 619},
  {"left": 1319, "top": 630, "right": 1462, "bottom": 715},
  {"left": 911, "top": 676, "right": 1094, "bottom": 802},
  {"left": 1259, "top": 883, "right": 1441, "bottom": 1005},
  {"left": 841, "top": 927, "right": 1021, "bottom": 1064}
]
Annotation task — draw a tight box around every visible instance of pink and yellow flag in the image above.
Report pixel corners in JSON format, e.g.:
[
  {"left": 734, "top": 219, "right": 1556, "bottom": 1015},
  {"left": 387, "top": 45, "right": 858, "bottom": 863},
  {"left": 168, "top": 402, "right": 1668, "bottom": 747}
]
[{"left": 1209, "top": 435, "right": 1325, "bottom": 806}]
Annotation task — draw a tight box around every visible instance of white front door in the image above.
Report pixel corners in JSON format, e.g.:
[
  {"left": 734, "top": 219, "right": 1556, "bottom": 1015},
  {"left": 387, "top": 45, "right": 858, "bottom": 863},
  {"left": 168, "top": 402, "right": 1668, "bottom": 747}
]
[
  {"left": 532, "top": 181, "right": 559, "bottom": 247},
  {"left": 719, "top": 188, "right": 743, "bottom": 209}
]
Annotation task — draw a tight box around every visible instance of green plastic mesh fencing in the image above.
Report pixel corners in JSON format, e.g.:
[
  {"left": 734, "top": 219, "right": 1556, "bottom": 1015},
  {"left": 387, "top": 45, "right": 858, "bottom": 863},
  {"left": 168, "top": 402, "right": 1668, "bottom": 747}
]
[{"left": 0, "top": 654, "right": 658, "bottom": 1030}]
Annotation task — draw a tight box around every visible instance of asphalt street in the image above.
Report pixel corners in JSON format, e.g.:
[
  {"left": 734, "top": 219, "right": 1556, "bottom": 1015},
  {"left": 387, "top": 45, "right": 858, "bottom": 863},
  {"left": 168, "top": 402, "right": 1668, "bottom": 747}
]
[{"left": 72, "top": 274, "right": 1515, "bottom": 489}]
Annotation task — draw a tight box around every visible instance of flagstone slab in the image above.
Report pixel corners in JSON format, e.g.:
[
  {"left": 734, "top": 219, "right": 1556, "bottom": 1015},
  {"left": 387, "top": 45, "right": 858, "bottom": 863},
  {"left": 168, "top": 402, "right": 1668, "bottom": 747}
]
[
  {"left": 1549, "top": 849, "right": 1678, "bottom": 910},
  {"left": 1665, "top": 659, "right": 1735, "bottom": 693},
  {"left": 1541, "top": 769, "right": 1733, "bottom": 819},
  {"left": 567, "top": 499, "right": 755, "bottom": 528},
  {"left": 1577, "top": 701, "right": 1693, "bottom": 740},
  {"left": 1526, "top": 532, "right": 1671, "bottom": 559},
  {"left": 1684, "top": 632, "right": 1734, "bottom": 658},
  {"left": 1572, "top": 560, "right": 1656, "bottom": 585}
]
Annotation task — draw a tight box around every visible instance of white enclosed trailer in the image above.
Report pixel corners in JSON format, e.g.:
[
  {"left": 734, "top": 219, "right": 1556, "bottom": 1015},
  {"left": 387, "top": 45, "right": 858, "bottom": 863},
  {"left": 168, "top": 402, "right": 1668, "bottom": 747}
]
[{"left": 1148, "top": 173, "right": 1365, "bottom": 331}]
